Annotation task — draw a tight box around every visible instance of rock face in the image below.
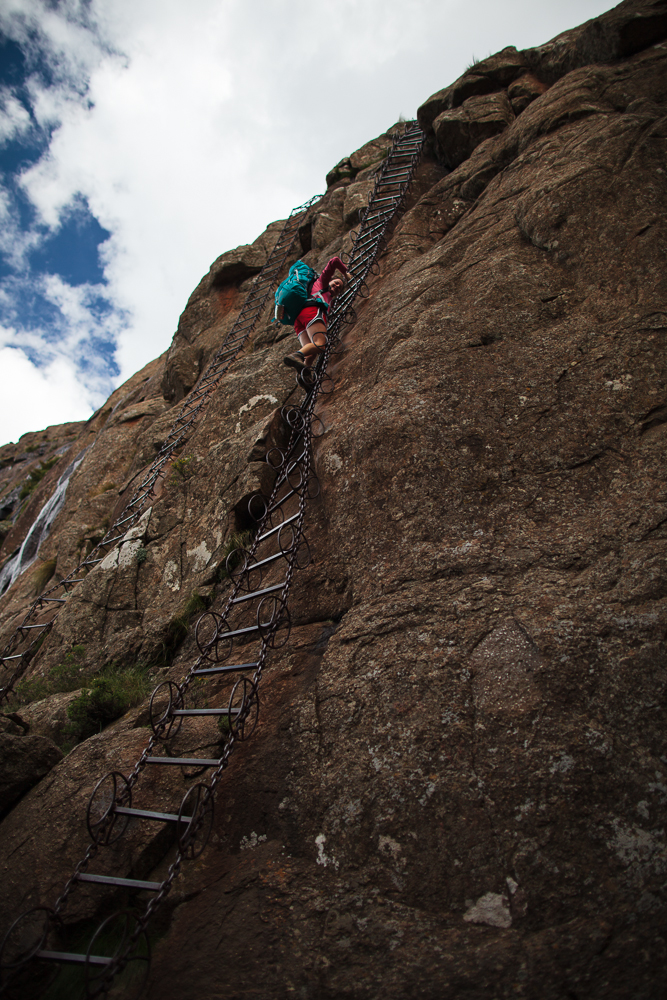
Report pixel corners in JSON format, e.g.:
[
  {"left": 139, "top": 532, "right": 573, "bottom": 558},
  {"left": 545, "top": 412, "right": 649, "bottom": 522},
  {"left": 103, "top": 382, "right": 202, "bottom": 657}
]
[
  {"left": 1, "top": 1, "right": 667, "bottom": 997},
  {"left": 0, "top": 732, "right": 62, "bottom": 813}
]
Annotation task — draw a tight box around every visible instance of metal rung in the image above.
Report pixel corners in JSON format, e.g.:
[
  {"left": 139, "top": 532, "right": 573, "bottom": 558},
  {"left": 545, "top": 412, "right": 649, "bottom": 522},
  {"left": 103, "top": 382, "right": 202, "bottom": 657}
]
[
  {"left": 248, "top": 549, "right": 286, "bottom": 573},
  {"left": 356, "top": 221, "right": 390, "bottom": 239},
  {"left": 0, "top": 654, "right": 24, "bottom": 661},
  {"left": 266, "top": 487, "right": 299, "bottom": 515},
  {"left": 172, "top": 707, "right": 242, "bottom": 717},
  {"left": 257, "top": 511, "right": 299, "bottom": 543},
  {"left": 364, "top": 208, "right": 395, "bottom": 221},
  {"left": 78, "top": 872, "right": 161, "bottom": 891},
  {"left": 36, "top": 950, "right": 112, "bottom": 967},
  {"left": 208, "top": 623, "right": 263, "bottom": 642},
  {"left": 65, "top": 579, "right": 85, "bottom": 584},
  {"left": 19, "top": 624, "right": 49, "bottom": 630},
  {"left": 232, "top": 581, "right": 285, "bottom": 605},
  {"left": 114, "top": 806, "right": 185, "bottom": 823},
  {"left": 81, "top": 558, "right": 102, "bottom": 566},
  {"left": 192, "top": 661, "right": 258, "bottom": 677},
  {"left": 354, "top": 229, "right": 386, "bottom": 247},
  {"left": 146, "top": 756, "right": 222, "bottom": 767},
  {"left": 38, "top": 598, "right": 66, "bottom": 604},
  {"left": 112, "top": 512, "right": 136, "bottom": 526}
]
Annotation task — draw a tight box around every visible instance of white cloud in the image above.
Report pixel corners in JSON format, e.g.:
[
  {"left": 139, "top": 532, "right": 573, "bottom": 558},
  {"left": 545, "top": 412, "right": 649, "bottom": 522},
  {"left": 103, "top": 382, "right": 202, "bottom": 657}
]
[
  {"left": 0, "top": 344, "right": 100, "bottom": 442},
  {"left": 0, "top": 0, "right": 617, "bottom": 444},
  {"left": 0, "top": 89, "right": 32, "bottom": 144}
]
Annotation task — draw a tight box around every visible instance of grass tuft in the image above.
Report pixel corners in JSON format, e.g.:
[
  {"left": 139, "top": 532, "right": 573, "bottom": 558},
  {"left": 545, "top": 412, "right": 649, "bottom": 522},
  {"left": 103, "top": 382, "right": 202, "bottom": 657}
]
[{"left": 171, "top": 455, "right": 193, "bottom": 482}]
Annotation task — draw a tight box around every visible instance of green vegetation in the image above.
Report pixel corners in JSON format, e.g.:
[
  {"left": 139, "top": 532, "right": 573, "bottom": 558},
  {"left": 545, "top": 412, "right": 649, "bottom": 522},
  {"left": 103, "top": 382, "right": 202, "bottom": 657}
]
[
  {"left": 10, "top": 645, "right": 88, "bottom": 707},
  {"left": 19, "top": 456, "right": 60, "bottom": 500},
  {"left": 171, "top": 455, "right": 193, "bottom": 482},
  {"left": 8, "top": 644, "right": 153, "bottom": 748},
  {"left": 217, "top": 529, "right": 255, "bottom": 582},
  {"left": 63, "top": 662, "right": 151, "bottom": 743},
  {"left": 32, "top": 558, "right": 57, "bottom": 595},
  {"left": 0, "top": 519, "right": 12, "bottom": 543},
  {"left": 136, "top": 546, "right": 148, "bottom": 564}
]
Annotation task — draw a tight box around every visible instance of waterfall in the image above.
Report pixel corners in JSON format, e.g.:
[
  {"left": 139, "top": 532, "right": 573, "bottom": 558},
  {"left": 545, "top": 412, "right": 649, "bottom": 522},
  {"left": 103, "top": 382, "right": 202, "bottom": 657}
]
[{"left": 0, "top": 449, "right": 88, "bottom": 598}]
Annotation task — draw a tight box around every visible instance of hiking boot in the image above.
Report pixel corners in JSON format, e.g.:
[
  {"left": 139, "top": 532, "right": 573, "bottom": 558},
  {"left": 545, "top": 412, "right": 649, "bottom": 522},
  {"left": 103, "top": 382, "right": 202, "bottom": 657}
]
[{"left": 283, "top": 351, "right": 307, "bottom": 373}]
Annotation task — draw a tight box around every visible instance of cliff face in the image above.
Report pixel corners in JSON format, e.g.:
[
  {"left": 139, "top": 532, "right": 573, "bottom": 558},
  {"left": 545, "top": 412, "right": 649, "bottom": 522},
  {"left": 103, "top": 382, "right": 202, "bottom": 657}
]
[{"left": 1, "top": 1, "right": 667, "bottom": 996}]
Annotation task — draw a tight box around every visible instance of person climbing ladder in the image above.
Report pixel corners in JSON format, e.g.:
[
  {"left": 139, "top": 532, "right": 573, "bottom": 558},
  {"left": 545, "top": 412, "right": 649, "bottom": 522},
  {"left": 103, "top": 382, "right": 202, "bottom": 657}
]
[{"left": 282, "top": 255, "right": 352, "bottom": 373}]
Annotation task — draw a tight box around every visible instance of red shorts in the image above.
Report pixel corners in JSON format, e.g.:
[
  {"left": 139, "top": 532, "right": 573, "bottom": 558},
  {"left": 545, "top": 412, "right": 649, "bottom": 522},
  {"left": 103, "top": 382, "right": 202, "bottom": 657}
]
[{"left": 294, "top": 305, "right": 327, "bottom": 337}]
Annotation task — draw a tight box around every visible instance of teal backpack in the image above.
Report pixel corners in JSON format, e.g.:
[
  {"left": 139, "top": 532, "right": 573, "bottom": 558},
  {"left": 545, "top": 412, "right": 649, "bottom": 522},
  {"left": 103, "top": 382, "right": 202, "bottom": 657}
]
[{"left": 274, "top": 260, "right": 329, "bottom": 325}]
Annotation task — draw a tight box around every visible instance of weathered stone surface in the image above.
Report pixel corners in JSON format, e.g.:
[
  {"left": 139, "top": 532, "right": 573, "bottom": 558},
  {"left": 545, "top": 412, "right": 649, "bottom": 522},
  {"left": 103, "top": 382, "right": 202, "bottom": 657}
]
[
  {"left": 418, "top": 47, "right": 529, "bottom": 131},
  {"left": 325, "top": 127, "right": 399, "bottom": 187},
  {"left": 0, "top": 714, "right": 26, "bottom": 736},
  {"left": 19, "top": 690, "right": 83, "bottom": 743},
  {"left": 508, "top": 71, "right": 548, "bottom": 114},
  {"left": 0, "top": 724, "right": 200, "bottom": 922},
  {"left": 433, "top": 91, "right": 515, "bottom": 167},
  {"left": 1, "top": 3, "right": 667, "bottom": 997},
  {"left": 523, "top": 0, "right": 667, "bottom": 83},
  {"left": 342, "top": 178, "right": 374, "bottom": 226},
  {"left": 0, "top": 732, "right": 62, "bottom": 812}
]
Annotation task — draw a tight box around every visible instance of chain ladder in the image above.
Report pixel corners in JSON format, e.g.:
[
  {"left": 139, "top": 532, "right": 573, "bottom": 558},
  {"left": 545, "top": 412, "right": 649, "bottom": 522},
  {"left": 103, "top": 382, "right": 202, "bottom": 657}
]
[{"left": 0, "top": 122, "right": 425, "bottom": 999}]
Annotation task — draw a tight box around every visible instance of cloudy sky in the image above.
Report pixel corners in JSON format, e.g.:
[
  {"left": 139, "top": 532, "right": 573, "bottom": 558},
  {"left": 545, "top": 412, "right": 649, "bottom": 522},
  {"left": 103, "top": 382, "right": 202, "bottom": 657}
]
[{"left": 0, "top": 0, "right": 615, "bottom": 444}]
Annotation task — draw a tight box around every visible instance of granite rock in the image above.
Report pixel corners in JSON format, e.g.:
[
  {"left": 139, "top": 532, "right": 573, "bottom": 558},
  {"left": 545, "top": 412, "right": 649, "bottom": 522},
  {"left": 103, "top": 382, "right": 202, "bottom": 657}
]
[{"left": 0, "top": 2, "right": 666, "bottom": 997}]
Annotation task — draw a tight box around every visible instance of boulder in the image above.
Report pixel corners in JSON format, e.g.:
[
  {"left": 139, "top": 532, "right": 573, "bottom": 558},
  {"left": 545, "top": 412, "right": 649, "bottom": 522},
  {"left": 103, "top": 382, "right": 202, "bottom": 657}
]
[
  {"left": 508, "top": 72, "right": 549, "bottom": 113},
  {"left": 0, "top": 732, "right": 62, "bottom": 813},
  {"left": 19, "top": 690, "right": 84, "bottom": 744},
  {"left": 433, "top": 91, "right": 515, "bottom": 167}
]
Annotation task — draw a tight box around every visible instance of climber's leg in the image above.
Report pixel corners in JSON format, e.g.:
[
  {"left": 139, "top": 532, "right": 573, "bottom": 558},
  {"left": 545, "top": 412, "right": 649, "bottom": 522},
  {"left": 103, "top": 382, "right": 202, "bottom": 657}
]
[{"left": 298, "top": 322, "right": 327, "bottom": 367}]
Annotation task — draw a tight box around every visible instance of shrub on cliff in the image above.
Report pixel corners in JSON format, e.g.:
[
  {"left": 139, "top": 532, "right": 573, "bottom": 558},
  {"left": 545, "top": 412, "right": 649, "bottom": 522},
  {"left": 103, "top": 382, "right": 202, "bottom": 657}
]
[
  {"left": 18, "top": 456, "right": 59, "bottom": 500},
  {"left": 63, "top": 662, "right": 151, "bottom": 744}
]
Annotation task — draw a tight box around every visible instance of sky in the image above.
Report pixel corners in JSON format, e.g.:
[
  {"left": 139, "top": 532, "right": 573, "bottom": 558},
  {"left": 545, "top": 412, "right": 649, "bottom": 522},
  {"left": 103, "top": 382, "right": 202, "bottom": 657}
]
[{"left": 0, "top": 0, "right": 617, "bottom": 445}]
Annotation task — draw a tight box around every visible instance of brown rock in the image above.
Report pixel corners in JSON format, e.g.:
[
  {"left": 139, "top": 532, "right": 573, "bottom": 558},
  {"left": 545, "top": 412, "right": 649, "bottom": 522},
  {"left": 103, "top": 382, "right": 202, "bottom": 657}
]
[
  {"left": 508, "top": 72, "right": 549, "bottom": 114},
  {"left": 418, "top": 47, "right": 529, "bottom": 132},
  {"left": 523, "top": 0, "right": 667, "bottom": 83},
  {"left": 1, "top": 4, "right": 667, "bottom": 997},
  {"left": 19, "top": 690, "right": 84, "bottom": 743},
  {"left": 0, "top": 732, "right": 62, "bottom": 812},
  {"left": 470, "top": 619, "right": 544, "bottom": 716},
  {"left": 433, "top": 91, "right": 515, "bottom": 168}
]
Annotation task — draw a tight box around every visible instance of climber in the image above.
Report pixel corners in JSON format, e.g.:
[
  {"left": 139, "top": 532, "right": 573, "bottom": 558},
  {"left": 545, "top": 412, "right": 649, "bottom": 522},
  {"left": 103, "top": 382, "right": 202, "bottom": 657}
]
[{"left": 283, "top": 255, "right": 352, "bottom": 373}]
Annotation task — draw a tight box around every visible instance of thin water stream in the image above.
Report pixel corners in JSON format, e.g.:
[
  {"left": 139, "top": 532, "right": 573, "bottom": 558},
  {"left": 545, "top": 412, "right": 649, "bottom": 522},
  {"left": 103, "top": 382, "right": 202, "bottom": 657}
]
[{"left": 0, "top": 449, "right": 88, "bottom": 597}]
